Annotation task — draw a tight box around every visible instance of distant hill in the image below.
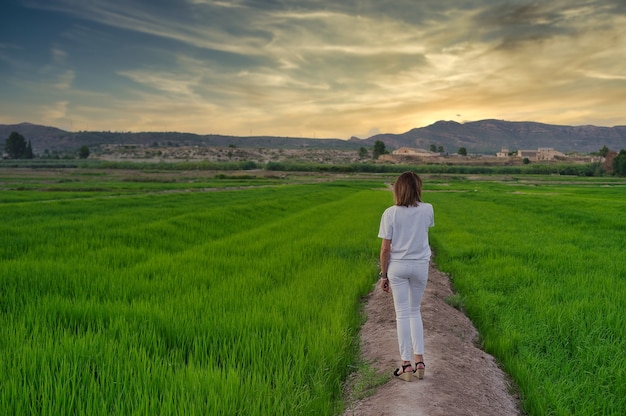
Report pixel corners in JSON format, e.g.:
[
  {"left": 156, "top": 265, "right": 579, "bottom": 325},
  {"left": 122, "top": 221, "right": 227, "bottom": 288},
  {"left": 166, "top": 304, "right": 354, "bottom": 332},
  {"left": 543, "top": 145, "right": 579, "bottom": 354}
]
[
  {"left": 2, "top": 119, "right": 626, "bottom": 155},
  {"left": 0, "top": 123, "right": 360, "bottom": 155},
  {"left": 350, "top": 119, "right": 626, "bottom": 153}
]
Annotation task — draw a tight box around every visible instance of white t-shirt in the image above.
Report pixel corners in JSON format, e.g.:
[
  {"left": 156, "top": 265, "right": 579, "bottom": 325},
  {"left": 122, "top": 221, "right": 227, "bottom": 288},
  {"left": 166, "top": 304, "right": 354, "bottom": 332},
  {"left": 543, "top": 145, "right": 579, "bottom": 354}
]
[{"left": 378, "top": 203, "right": 434, "bottom": 262}]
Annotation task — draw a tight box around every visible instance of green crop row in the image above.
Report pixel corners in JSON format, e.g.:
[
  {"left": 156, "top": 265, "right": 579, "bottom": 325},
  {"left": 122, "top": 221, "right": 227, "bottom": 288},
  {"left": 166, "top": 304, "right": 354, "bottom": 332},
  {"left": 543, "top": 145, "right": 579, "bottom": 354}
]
[
  {"left": 1, "top": 179, "right": 389, "bottom": 415},
  {"left": 426, "top": 179, "right": 626, "bottom": 415}
]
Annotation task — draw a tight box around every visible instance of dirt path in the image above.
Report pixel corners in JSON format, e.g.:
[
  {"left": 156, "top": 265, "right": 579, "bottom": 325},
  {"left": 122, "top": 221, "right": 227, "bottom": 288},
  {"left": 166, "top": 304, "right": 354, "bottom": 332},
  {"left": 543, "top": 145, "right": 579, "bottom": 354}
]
[{"left": 343, "top": 262, "right": 522, "bottom": 416}]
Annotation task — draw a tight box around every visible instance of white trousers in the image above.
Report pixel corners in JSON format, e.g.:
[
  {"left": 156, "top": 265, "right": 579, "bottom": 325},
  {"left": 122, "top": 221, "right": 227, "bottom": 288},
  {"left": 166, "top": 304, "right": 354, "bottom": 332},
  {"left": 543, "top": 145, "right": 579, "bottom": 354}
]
[{"left": 388, "top": 260, "right": 429, "bottom": 361}]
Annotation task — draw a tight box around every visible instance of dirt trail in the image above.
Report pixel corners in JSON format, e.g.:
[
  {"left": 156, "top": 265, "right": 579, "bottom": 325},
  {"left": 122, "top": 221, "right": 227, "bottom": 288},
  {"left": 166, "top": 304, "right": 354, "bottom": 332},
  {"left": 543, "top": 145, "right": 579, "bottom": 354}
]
[{"left": 343, "top": 262, "right": 522, "bottom": 416}]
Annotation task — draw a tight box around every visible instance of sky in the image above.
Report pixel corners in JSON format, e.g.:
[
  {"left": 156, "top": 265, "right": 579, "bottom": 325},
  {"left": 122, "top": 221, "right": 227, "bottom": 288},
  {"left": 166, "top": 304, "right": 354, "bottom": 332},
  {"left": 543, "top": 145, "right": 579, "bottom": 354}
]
[{"left": 1, "top": 0, "right": 626, "bottom": 139}]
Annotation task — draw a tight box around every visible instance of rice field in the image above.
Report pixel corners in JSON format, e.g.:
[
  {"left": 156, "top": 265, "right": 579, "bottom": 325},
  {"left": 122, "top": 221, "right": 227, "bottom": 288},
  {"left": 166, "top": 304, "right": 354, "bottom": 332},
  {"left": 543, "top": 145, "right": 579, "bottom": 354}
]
[
  {"left": 2, "top": 168, "right": 625, "bottom": 415},
  {"left": 1, "top": 169, "right": 388, "bottom": 415},
  {"left": 426, "top": 175, "right": 626, "bottom": 415}
]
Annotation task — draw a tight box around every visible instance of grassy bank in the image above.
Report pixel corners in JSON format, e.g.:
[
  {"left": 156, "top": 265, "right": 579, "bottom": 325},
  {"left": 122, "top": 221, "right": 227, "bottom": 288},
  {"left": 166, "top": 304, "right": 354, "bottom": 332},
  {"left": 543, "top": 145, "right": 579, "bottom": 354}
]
[{"left": 0, "top": 157, "right": 606, "bottom": 176}]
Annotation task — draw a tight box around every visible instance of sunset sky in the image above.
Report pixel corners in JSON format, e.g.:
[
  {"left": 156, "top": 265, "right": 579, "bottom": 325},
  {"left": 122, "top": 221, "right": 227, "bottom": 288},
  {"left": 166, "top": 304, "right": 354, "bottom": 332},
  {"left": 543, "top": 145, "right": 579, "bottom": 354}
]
[{"left": 2, "top": 0, "right": 625, "bottom": 139}]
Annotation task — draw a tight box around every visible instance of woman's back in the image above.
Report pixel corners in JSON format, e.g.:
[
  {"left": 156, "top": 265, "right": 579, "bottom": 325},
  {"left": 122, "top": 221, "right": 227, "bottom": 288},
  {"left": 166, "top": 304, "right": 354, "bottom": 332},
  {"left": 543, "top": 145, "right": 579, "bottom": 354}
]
[{"left": 378, "top": 203, "right": 434, "bottom": 262}]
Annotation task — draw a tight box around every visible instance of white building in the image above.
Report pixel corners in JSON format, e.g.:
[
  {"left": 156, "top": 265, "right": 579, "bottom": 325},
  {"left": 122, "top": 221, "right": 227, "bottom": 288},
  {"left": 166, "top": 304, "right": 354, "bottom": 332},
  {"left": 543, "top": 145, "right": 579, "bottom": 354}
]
[
  {"left": 517, "top": 148, "right": 565, "bottom": 161},
  {"left": 392, "top": 147, "right": 439, "bottom": 157},
  {"left": 496, "top": 148, "right": 510, "bottom": 158}
]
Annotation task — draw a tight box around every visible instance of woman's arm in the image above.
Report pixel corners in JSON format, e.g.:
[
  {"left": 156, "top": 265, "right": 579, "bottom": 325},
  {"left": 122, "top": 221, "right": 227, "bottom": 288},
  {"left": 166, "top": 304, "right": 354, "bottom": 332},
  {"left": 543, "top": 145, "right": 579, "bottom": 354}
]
[{"left": 380, "top": 238, "right": 391, "bottom": 292}]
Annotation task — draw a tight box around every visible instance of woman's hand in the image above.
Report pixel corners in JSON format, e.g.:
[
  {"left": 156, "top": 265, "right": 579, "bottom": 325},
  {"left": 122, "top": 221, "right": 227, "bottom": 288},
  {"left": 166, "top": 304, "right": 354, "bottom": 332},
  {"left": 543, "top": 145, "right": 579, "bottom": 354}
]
[{"left": 381, "top": 278, "right": 390, "bottom": 293}]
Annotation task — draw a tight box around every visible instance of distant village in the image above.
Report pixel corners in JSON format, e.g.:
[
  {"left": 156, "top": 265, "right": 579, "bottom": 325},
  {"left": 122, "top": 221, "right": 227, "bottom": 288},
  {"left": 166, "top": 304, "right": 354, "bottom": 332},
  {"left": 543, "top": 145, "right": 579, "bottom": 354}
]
[{"left": 379, "top": 146, "right": 600, "bottom": 164}]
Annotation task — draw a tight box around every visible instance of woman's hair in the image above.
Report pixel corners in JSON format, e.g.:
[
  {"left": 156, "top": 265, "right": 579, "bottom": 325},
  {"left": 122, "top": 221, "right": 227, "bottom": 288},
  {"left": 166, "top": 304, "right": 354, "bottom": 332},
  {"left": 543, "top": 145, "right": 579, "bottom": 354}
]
[{"left": 393, "top": 171, "right": 423, "bottom": 207}]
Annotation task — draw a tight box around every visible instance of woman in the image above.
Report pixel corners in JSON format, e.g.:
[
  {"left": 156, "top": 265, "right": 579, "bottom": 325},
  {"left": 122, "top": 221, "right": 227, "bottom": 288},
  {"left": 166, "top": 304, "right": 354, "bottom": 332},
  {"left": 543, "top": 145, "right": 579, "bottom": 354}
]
[{"left": 378, "top": 171, "right": 434, "bottom": 381}]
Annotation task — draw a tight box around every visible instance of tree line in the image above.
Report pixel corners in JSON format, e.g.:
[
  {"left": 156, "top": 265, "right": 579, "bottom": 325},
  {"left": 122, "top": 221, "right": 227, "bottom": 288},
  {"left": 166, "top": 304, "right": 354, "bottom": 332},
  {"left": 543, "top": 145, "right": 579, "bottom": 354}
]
[
  {"left": 4, "top": 132, "right": 34, "bottom": 159},
  {"left": 4, "top": 131, "right": 90, "bottom": 160}
]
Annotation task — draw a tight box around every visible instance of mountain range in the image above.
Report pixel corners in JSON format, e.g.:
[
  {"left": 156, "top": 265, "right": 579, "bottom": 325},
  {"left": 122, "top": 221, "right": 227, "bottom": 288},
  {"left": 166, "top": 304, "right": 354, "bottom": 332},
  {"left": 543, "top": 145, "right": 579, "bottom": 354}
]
[
  {"left": 355, "top": 119, "right": 626, "bottom": 154},
  {"left": 2, "top": 119, "right": 625, "bottom": 155}
]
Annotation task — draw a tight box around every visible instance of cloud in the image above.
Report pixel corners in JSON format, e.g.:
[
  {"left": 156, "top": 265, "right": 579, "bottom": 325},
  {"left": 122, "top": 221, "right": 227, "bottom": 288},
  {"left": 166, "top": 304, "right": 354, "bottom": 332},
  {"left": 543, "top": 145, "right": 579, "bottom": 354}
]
[
  {"left": 6, "top": 0, "right": 626, "bottom": 137},
  {"left": 41, "top": 100, "right": 69, "bottom": 122},
  {"left": 51, "top": 46, "right": 67, "bottom": 63},
  {"left": 53, "top": 70, "right": 75, "bottom": 89},
  {"left": 24, "top": 0, "right": 271, "bottom": 56}
]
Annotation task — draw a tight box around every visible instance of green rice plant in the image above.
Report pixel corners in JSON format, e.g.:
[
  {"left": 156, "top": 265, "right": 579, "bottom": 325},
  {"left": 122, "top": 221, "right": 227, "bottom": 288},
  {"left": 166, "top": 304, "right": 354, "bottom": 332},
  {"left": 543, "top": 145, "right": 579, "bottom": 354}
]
[
  {"left": 427, "top": 178, "right": 626, "bottom": 415},
  {"left": 343, "top": 360, "right": 388, "bottom": 403},
  {"left": 444, "top": 293, "right": 466, "bottom": 311},
  {"left": 1, "top": 178, "right": 389, "bottom": 415}
]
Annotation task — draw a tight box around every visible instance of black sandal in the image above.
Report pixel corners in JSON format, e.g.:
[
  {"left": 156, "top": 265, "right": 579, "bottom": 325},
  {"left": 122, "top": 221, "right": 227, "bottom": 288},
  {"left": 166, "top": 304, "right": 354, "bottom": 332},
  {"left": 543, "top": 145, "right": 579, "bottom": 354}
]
[
  {"left": 393, "top": 363, "right": 413, "bottom": 382},
  {"left": 413, "top": 361, "right": 425, "bottom": 379}
]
